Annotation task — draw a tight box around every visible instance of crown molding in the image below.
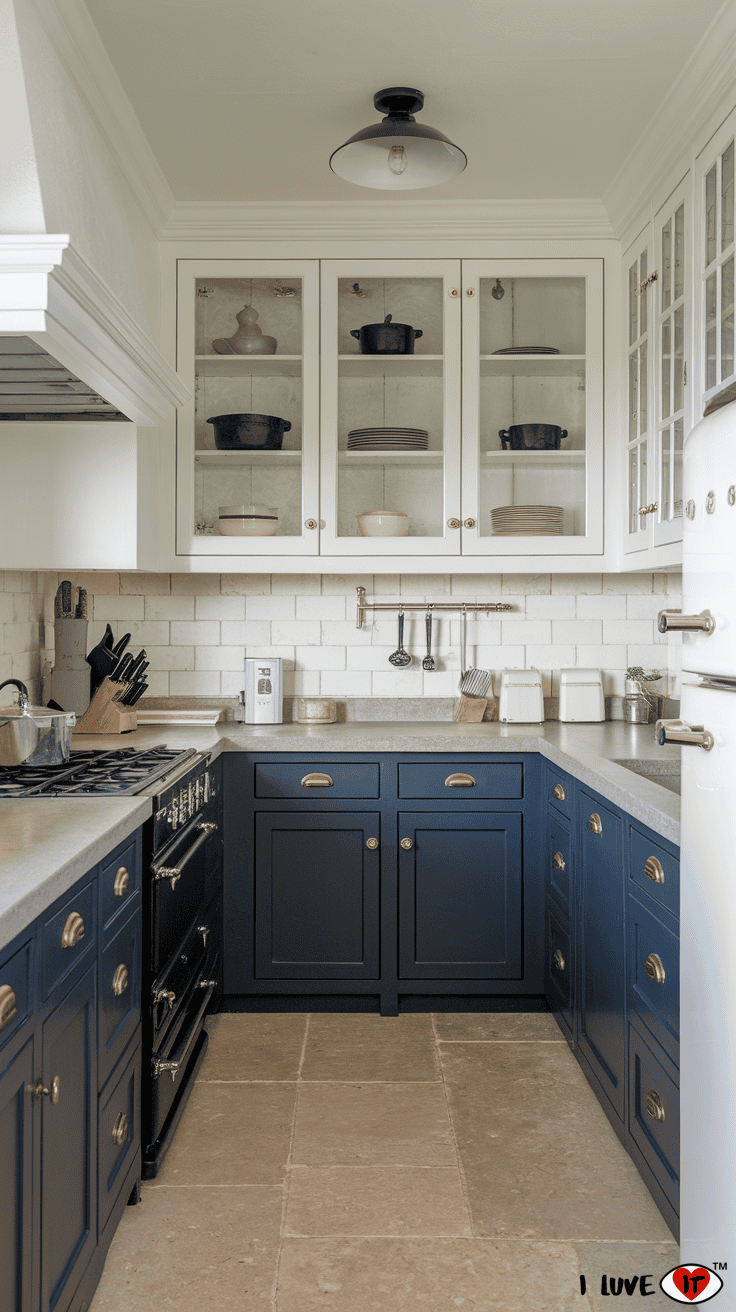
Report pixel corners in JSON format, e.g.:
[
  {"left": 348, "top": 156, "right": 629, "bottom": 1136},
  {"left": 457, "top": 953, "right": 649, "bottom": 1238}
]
[
  {"left": 0, "top": 236, "right": 189, "bottom": 423},
  {"left": 604, "top": 0, "right": 736, "bottom": 238},
  {"left": 29, "top": 0, "right": 175, "bottom": 237},
  {"left": 161, "top": 197, "right": 614, "bottom": 243}
]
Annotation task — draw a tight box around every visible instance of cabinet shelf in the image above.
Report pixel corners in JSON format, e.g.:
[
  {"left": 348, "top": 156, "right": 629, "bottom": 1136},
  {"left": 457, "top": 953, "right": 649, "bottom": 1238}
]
[
  {"left": 195, "top": 355, "right": 302, "bottom": 378},
  {"left": 339, "top": 450, "right": 444, "bottom": 466},
  {"left": 338, "top": 355, "right": 443, "bottom": 378},
  {"left": 195, "top": 449, "right": 302, "bottom": 467},
  {"left": 480, "top": 355, "right": 585, "bottom": 377},
  {"left": 483, "top": 449, "right": 586, "bottom": 467}
]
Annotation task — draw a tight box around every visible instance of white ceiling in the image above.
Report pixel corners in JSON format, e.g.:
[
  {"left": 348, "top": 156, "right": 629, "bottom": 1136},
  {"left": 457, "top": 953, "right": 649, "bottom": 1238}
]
[{"left": 85, "top": 0, "right": 725, "bottom": 203}]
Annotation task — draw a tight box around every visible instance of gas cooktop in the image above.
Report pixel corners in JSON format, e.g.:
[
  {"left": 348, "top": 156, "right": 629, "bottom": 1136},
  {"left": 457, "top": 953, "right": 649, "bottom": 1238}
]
[{"left": 0, "top": 745, "right": 197, "bottom": 797}]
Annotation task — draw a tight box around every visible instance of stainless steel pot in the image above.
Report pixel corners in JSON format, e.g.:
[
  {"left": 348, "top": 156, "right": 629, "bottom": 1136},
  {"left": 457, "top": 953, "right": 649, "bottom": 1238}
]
[{"left": 0, "top": 679, "right": 76, "bottom": 766}]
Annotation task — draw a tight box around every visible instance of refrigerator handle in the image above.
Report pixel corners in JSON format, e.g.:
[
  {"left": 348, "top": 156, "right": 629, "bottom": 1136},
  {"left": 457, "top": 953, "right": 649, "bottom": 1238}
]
[
  {"left": 656, "top": 718, "right": 714, "bottom": 750},
  {"left": 658, "top": 609, "right": 715, "bottom": 634}
]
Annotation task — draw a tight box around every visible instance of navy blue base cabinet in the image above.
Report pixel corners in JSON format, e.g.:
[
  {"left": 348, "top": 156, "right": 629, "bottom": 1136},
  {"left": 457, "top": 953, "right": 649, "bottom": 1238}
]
[{"left": 224, "top": 752, "right": 544, "bottom": 1015}]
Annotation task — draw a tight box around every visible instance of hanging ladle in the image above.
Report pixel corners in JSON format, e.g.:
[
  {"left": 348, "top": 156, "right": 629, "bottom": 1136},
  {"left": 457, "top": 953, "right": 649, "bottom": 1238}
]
[
  {"left": 389, "top": 609, "right": 412, "bottom": 667},
  {"left": 422, "top": 607, "right": 435, "bottom": 671}
]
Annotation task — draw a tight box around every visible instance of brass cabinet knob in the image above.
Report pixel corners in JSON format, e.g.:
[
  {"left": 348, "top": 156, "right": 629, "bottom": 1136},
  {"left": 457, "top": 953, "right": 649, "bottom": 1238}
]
[
  {"left": 31, "top": 1075, "right": 60, "bottom": 1104},
  {"left": 400, "top": 838, "right": 413, "bottom": 850},
  {"left": 637, "top": 503, "right": 658, "bottom": 516},
  {"left": 113, "top": 866, "right": 130, "bottom": 897},
  {"left": 304, "top": 518, "right": 318, "bottom": 530},
  {"left": 465, "top": 287, "right": 476, "bottom": 297},
  {"left": 644, "top": 856, "right": 665, "bottom": 884},
  {"left": 447, "top": 518, "right": 461, "bottom": 529},
  {"left": 0, "top": 984, "right": 17, "bottom": 1032},
  {"left": 646, "top": 1090, "right": 666, "bottom": 1122},
  {"left": 463, "top": 518, "right": 476, "bottom": 529},
  {"left": 588, "top": 813, "right": 603, "bottom": 835},
  {"left": 645, "top": 953, "right": 666, "bottom": 984},
  {"left": 450, "top": 288, "right": 460, "bottom": 297},
  {"left": 552, "top": 852, "right": 565, "bottom": 871},
  {"left": 112, "top": 965, "right": 129, "bottom": 997},
  {"left": 61, "top": 912, "right": 85, "bottom": 950},
  {"left": 445, "top": 773, "right": 476, "bottom": 787},
  {"left": 112, "top": 1112, "right": 129, "bottom": 1147},
  {"left": 553, "top": 948, "right": 566, "bottom": 973},
  {"left": 301, "top": 773, "right": 333, "bottom": 787},
  {"left": 366, "top": 838, "right": 379, "bottom": 850},
  {"left": 553, "top": 784, "right": 565, "bottom": 801}
]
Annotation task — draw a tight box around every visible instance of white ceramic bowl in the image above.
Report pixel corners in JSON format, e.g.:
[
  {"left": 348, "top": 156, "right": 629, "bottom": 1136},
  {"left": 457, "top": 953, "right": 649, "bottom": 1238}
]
[
  {"left": 357, "top": 511, "right": 409, "bottom": 538},
  {"left": 218, "top": 504, "right": 278, "bottom": 537}
]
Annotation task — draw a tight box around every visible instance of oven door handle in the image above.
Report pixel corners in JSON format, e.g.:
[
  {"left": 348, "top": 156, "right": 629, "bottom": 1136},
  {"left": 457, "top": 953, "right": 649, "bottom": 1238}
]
[
  {"left": 153, "top": 821, "right": 217, "bottom": 891},
  {"left": 152, "top": 979, "right": 216, "bottom": 1083}
]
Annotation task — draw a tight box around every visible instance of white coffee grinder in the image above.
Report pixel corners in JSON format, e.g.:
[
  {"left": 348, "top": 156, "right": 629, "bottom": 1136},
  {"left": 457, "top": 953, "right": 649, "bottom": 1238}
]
[{"left": 242, "top": 657, "right": 283, "bottom": 723}]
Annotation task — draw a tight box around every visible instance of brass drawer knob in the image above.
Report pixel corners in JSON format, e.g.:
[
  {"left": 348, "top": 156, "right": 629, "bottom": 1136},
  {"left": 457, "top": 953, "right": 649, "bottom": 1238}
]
[
  {"left": 366, "top": 838, "right": 379, "bottom": 850},
  {"left": 645, "top": 953, "right": 665, "bottom": 985},
  {"left": 447, "top": 518, "right": 461, "bottom": 529},
  {"left": 400, "top": 838, "right": 413, "bottom": 850},
  {"left": 112, "top": 1112, "right": 129, "bottom": 1146},
  {"left": 552, "top": 852, "right": 566, "bottom": 871},
  {"left": 301, "top": 773, "right": 333, "bottom": 788},
  {"left": 553, "top": 948, "right": 566, "bottom": 973},
  {"left": 304, "top": 518, "right": 318, "bottom": 530},
  {"left": 588, "top": 813, "right": 603, "bottom": 835},
  {"left": 445, "top": 773, "right": 476, "bottom": 787},
  {"left": 31, "top": 1075, "right": 60, "bottom": 1104},
  {"left": 112, "top": 965, "right": 129, "bottom": 996},
  {"left": 0, "top": 984, "right": 17, "bottom": 1031},
  {"left": 646, "top": 1090, "right": 666, "bottom": 1122},
  {"left": 61, "top": 912, "right": 85, "bottom": 949},
  {"left": 553, "top": 784, "right": 565, "bottom": 801},
  {"left": 644, "top": 856, "right": 665, "bottom": 884},
  {"left": 113, "top": 866, "right": 130, "bottom": 897}
]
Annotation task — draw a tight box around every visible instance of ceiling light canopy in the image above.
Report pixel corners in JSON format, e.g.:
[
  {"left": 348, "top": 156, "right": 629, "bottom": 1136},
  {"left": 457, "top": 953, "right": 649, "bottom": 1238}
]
[{"left": 329, "top": 87, "right": 467, "bottom": 191}]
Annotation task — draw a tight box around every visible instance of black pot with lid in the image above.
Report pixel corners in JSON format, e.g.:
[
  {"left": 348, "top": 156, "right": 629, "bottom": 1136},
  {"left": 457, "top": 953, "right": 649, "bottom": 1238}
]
[{"left": 351, "top": 314, "right": 423, "bottom": 355}]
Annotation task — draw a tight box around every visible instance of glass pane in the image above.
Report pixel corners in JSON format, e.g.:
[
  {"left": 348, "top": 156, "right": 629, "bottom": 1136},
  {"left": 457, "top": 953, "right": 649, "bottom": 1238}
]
[
  {"left": 661, "top": 220, "right": 671, "bottom": 312},
  {"left": 629, "top": 351, "right": 638, "bottom": 442},
  {"left": 706, "top": 163, "right": 718, "bottom": 267},
  {"left": 673, "top": 418, "right": 684, "bottom": 519},
  {"left": 661, "top": 424, "right": 672, "bottom": 522},
  {"left": 337, "top": 275, "right": 444, "bottom": 538},
  {"left": 661, "top": 317, "right": 671, "bottom": 419},
  {"left": 706, "top": 272, "right": 718, "bottom": 390},
  {"left": 639, "top": 251, "right": 648, "bottom": 335},
  {"left": 674, "top": 306, "right": 684, "bottom": 413},
  {"left": 674, "top": 204, "right": 685, "bottom": 301},
  {"left": 639, "top": 341, "right": 647, "bottom": 435},
  {"left": 478, "top": 276, "right": 585, "bottom": 355},
  {"left": 640, "top": 440, "right": 648, "bottom": 513},
  {"left": 193, "top": 277, "right": 304, "bottom": 539},
  {"left": 629, "top": 447, "right": 639, "bottom": 534},
  {"left": 722, "top": 142, "right": 734, "bottom": 252},
  {"left": 722, "top": 255, "right": 734, "bottom": 379},
  {"left": 629, "top": 262, "right": 638, "bottom": 346}
]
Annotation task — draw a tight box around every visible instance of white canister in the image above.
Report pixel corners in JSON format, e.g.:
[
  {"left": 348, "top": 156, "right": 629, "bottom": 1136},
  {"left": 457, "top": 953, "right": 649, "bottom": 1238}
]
[{"left": 243, "top": 657, "right": 283, "bottom": 723}]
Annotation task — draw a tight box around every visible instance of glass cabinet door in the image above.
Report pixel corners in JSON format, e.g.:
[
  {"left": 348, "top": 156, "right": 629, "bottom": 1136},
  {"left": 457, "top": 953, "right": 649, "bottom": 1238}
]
[
  {"left": 702, "top": 130, "right": 735, "bottom": 404},
  {"left": 461, "top": 259, "right": 603, "bottom": 555},
  {"left": 653, "top": 181, "right": 690, "bottom": 548},
  {"left": 176, "top": 260, "right": 320, "bottom": 556},
  {"left": 624, "top": 232, "right": 653, "bottom": 553},
  {"left": 319, "top": 260, "right": 461, "bottom": 556}
]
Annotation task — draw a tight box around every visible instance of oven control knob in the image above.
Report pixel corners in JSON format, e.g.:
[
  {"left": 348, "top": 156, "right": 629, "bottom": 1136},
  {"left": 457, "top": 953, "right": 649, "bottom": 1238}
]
[{"left": 179, "top": 786, "right": 189, "bottom": 824}]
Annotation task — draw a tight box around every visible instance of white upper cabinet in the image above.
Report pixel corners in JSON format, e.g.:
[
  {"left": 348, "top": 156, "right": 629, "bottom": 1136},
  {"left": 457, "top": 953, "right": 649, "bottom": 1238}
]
[{"left": 698, "top": 110, "right": 736, "bottom": 411}]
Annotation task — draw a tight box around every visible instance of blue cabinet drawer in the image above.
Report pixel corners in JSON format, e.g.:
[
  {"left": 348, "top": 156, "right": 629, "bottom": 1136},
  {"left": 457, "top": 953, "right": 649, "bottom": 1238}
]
[
  {"left": 0, "top": 934, "right": 33, "bottom": 1052},
  {"left": 42, "top": 879, "right": 96, "bottom": 1001},
  {"left": 98, "top": 907, "right": 141, "bottom": 1089},
  {"left": 254, "top": 762, "right": 380, "bottom": 799},
  {"left": 545, "top": 902, "right": 573, "bottom": 1037},
  {"left": 630, "top": 827, "right": 679, "bottom": 920},
  {"left": 398, "top": 761, "right": 523, "bottom": 799},
  {"left": 547, "top": 810, "right": 572, "bottom": 919},
  {"left": 97, "top": 1036, "right": 141, "bottom": 1235},
  {"left": 628, "top": 895, "right": 679, "bottom": 1065},
  {"left": 629, "top": 1024, "right": 679, "bottom": 1216},
  {"left": 547, "top": 765, "right": 573, "bottom": 819},
  {"left": 100, "top": 837, "right": 140, "bottom": 935}
]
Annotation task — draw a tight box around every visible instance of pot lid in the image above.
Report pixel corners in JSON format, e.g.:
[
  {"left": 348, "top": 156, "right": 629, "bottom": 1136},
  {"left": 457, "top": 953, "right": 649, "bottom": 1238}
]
[{"left": 0, "top": 679, "right": 73, "bottom": 724}]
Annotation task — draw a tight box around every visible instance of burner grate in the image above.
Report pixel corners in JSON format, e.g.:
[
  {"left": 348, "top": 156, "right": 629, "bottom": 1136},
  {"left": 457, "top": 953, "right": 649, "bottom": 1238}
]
[{"left": 0, "top": 746, "right": 194, "bottom": 796}]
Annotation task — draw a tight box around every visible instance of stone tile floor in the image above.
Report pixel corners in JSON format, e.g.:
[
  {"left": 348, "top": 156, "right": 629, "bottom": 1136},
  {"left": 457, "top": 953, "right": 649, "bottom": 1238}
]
[{"left": 90, "top": 1013, "right": 678, "bottom": 1311}]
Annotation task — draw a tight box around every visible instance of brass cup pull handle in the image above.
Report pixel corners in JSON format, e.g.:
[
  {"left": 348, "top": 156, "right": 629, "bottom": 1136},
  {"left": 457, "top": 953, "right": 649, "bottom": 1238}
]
[
  {"left": 31, "top": 1076, "right": 60, "bottom": 1104},
  {"left": 61, "top": 912, "right": 85, "bottom": 949},
  {"left": 645, "top": 953, "right": 666, "bottom": 985},
  {"left": 112, "top": 965, "right": 129, "bottom": 997},
  {"left": 552, "top": 852, "right": 566, "bottom": 871},
  {"left": 113, "top": 866, "right": 130, "bottom": 897},
  {"left": 112, "top": 1112, "right": 129, "bottom": 1147},
  {"left": 644, "top": 856, "right": 665, "bottom": 884},
  {"left": 588, "top": 814, "right": 603, "bottom": 835},
  {"left": 301, "top": 773, "right": 333, "bottom": 787},
  {"left": 445, "top": 773, "right": 476, "bottom": 787},
  {"left": 553, "top": 784, "right": 565, "bottom": 801},
  {"left": 646, "top": 1090, "right": 666, "bottom": 1122},
  {"left": 366, "top": 837, "right": 379, "bottom": 850},
  {"left": 400, "top": 837, "right": 413, "bottom": 850},
  {"left": 553, "top": 948, "right": 566, "bottom": 973},
  {"left": 0, "top": 984, "right": 18, "bottom": 1031}
]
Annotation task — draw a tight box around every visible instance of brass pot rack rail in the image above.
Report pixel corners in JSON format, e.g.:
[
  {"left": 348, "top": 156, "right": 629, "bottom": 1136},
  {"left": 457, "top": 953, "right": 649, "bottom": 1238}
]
[{"left": 356, "top": 586, "right": 513, "bottom": 630}]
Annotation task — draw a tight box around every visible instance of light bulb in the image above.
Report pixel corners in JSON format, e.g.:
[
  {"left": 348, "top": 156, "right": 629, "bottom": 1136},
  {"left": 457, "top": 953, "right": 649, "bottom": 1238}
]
[{"left": 388, "top": 145, "right": 407, "bottom": 176}]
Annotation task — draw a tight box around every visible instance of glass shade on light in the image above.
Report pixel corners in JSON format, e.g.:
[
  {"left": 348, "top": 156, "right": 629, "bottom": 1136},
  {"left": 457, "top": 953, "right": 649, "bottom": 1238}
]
[{"left": 330, "top": 118, "right": 467, "bottom": 190}]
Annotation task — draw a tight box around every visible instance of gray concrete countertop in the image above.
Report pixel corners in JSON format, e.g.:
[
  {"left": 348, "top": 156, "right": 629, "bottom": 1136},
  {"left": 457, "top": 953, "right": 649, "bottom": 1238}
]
[{"left": 0, "top": 798, "right": 151, "bottom": 953}]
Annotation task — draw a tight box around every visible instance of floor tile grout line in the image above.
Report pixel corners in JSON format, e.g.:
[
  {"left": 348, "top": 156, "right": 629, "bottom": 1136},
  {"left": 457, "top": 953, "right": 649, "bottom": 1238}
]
[
  {"left": 436, "top": 1039, "right": 567, "bottom": 1044},
  {"left": 271, "top": 1013, "right": 311, "bottom": 1312},
  {"left": 431, "top": 1012, "right": 476, "bottom": 1240}
]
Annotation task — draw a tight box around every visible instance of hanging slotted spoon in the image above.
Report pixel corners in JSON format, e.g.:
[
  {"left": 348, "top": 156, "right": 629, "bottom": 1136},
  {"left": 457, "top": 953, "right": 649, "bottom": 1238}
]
[
  {"left": 389, "top": 610, "right": 412, "bottom": 667},
  {"left": 458, "top": 606, "right": 493, "bottom": 697},
  {"left": 422, "top": 608, "right": 435, "bottom": 671}
]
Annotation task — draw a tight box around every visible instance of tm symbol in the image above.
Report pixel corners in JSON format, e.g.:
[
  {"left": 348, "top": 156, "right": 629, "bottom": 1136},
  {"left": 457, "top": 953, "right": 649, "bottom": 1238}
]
[{"left": 714, "top": 1262, "right": 728, "bottom": 1271}]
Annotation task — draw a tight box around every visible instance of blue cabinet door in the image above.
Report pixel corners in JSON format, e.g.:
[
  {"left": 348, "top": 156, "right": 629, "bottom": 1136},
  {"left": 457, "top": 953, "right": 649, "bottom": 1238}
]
[
  {"left": 0, "top": 1035, "right": 34, "bottom": 1312},
  {"left": 398, "top": 812, "right": 522, "bottom": 979},
  {"left": 255, "top": 812, "right": 380, "bottom": 979},
  {"left": 577, "top": 790, "right": 626, "bottom": 1121}
]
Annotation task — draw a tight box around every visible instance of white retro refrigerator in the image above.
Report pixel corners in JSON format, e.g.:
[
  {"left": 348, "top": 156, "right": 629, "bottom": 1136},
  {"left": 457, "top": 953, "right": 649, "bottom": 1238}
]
[{"left": 661, "top": 400, "right": 736, "bottom": 1293}]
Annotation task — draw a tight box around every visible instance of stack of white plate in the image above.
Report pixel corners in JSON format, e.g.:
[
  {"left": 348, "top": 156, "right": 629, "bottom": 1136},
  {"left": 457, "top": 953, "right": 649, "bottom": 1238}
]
[
  {"left": 491, "top": 505, "right": 564, "bottom": 536},
  {"left": 347, "top": 427, "right": 428, "bottom": 451}
]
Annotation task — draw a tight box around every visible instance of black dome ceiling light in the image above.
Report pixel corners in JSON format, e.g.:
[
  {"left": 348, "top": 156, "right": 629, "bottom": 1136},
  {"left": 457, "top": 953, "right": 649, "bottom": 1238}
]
[{"left": 329, "top": 87, "right": 467, "bottom": 190}]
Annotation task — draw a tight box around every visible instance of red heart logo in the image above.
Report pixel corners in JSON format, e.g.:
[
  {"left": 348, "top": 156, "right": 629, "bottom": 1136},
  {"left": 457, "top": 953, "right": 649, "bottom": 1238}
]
[{"left": 672, "top": 1267, "right": 712, "bottom": 1300}]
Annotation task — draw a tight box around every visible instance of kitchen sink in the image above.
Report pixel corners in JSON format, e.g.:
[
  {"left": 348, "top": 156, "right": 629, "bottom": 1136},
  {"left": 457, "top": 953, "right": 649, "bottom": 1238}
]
[{"left": 612, "top": 759, "right": 681, "bottom": 795}]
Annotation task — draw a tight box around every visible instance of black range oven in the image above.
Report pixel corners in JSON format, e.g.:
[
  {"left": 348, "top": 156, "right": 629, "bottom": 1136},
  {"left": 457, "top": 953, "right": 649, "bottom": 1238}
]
[{"left": 0, "top": 745, "right": 223, "bottom": 1178}]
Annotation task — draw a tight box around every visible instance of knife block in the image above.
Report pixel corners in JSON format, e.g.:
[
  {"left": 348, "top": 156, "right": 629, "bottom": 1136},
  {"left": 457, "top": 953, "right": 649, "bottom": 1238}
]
[{"left": 73, "top": 677, "right": 137, "bottom": 734}]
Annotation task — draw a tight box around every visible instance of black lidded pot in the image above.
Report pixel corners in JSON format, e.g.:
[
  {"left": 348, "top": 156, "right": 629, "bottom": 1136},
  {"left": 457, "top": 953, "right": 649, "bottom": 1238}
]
[
  {"left": 206, "top": 413, "right": 292, "bottom": 450},
  {"left": 350, "top": 314, "right": 423, "bottom": 355}
]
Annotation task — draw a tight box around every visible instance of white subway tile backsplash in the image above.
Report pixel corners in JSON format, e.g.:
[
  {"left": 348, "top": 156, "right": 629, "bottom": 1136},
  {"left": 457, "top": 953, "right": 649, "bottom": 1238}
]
[
  {"left": 296, "top": 595, "right": 345, "bottom": 621},
  {"left": 125, "top": 621, "right": 173, "bottom": 646},
  {"left": 576, "top": 645, "right": 627, "bottom": 670},
  {"left": 170, "top": 621, "right": 221, "bottom": 646},
  {"left": 626, "top": 645, "right": 668, "bottom": 670},
  {"left": 119, "top": 572, "right": 170, "bottom": 595},
  {"left": 602, "top": 620, "right": 653, "bottom": 644},
  {"left": 271, "top": 574, "right": 322, "bottom": 595},
  {"left": 296, "top": 645, "right": 346, "bottom": 671},
  {"left": 287, "top": 671, "right": 322, "bottom": 697},
  {"left": 141, "top": 671, "right": 169, "bottom": 697},
  {"left": 0, "top": 594, "right": 13, "bottom": 623},
  {"left": 221, "top": 621, "right": 270, "bottom": 646},
  {"left": 195, "top": 646, "right": 246, "bottom": 671},
  {"left": 372, "top": 668, "right": 424, "bottom": 696},
  {"left": 171, "top": 573, "right": 221, "bottom": 595},
  {"left": 576, "top": 595, "right": 627, "bottom": 620},
  {"left": 195, "top": 596, "right": 246, "bottom": 621},
  {"left": 552, "top": 620, "right": 602, "bottom": 645},
  {"left": 503, "top": 573, "right": 549, "bottom": 595},
  {"left": 245, "top": 595, "right": 295, "bottom": 621},
  {"left": 526, "top": 596, "right": 575, "bottom": 620},
  {"left": 321, "top": 574, "right": 372, "bottom": 595},
  {"left": 525, "top": 645, "right": 576, "bottom": 673},
  {"left": 145, "top": 645, "right": 194, "bottom": 671},
  {"left": 324, "top": 671, "right": 372, "bottom": 697},
  {"left": 602, "top": 572, "right": 653, "bottom": 594},
  {"left": 322, "top": 621, "right": 373, "bottom": 645},
  {"left": 145, "top": 595, "right": 195, "bottom": 621},
  {"left": 627, "top": 594, "right": 667, "bottom": 619},
  {"left": 220, "top": 573, "right": 270, "bottom": 595},
  {"left": 451, "top": 574, "right": 503, "bottom": 597},
  {"left": 400, "top": 574, "right": 451, "bottom": 596},
  {"left": 92, "top": 595, "right": 144, "bottom": 622},
  {"left": 170, "top": 670, "right": 222, "bottom": 696},
  {"left": 501, "top": 620, "right": 552, "bottom": 645},
  {"left": 551, "top": 573, "right": 601, "bottom": 594}
]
